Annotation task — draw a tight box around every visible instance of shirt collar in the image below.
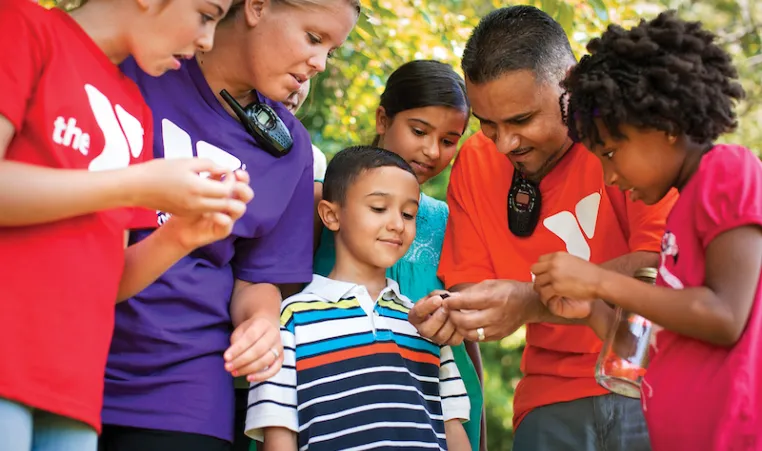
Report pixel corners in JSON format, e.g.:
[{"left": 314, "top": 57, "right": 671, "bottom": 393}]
[{"left": 303, "top": 275, "right": 410, "bottom": 307}]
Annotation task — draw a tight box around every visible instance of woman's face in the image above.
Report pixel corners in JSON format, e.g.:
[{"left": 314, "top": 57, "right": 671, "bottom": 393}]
[
  {"left": 132, "top": 0, "right": 232, "bottom": 76},
  {"left": 376, "top": 105, "right": 469, "bottom": 184},
  {"left": 242, "top": 0, "right": 357, "bottom": 102}
]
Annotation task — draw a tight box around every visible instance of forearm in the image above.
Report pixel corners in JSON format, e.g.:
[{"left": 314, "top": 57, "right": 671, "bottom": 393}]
[
  {"left": 0, "top": 160, "right": 138, "bottom": 226},
  {"left": 230, "top": 281, "right": 282, "bottom": 327},
  {"left": 262, "top": 427, "right": 297, "bottom": 451},
  {"left": 600, "top": 250, "right": 659, "bottom": 275},
  {"left": 596, "top": 271, "right": 738, "bottom": 346},
  {"left": 444, "top": 420, "right": 470, "bottom": 451},
  {"left": 117, "top": 226, "right": 190, "bottom": 302}
]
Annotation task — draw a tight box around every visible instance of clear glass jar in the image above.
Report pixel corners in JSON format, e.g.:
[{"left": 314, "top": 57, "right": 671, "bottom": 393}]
[{"left": 594, "top": 267, "right": 657, "bottom": 398}]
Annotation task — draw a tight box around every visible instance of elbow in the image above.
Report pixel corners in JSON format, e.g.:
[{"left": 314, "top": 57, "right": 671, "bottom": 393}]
[
  {"left": 703, "top": 309, "right": 747, "bottom": 347},
  {"left": 708, "top": 323, "right": 745, "bottom": 347}
]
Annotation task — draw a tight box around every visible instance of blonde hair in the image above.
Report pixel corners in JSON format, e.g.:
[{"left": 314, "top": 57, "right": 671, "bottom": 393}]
[{"left": 223, "top": 0, "right": 360, "bottom": 22}]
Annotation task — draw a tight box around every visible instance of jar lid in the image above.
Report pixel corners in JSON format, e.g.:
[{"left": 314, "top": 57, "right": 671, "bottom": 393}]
[{"left": 634, "top": 267, "right": 658, "bottom": 280}]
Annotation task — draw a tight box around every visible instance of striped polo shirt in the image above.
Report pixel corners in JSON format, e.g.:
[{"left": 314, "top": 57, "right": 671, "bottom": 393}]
[{"left": 245, "top": 275, "right": 470, "bottom": 450}]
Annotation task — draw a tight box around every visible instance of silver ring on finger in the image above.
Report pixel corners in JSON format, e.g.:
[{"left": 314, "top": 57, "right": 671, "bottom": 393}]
[
  {"left": 270, "top": 347, "right": 280, "bottom": 359},
  {"left": 476, "top": 327, "right": 485, "bottom": 342}
]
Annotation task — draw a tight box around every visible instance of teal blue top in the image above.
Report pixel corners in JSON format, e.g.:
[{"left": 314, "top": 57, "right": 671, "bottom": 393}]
[{"left": 313, "top": 193, "right": 483, "bottom": 450}]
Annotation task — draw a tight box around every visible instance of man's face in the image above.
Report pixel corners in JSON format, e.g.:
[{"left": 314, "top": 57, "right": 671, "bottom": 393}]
[{"left": 466, "top": 70, "right": 571, "bottom": 182}]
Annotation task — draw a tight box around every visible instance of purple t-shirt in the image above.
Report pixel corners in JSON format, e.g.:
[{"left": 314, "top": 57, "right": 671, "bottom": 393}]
[{"left": 102, "top": 58, "right": 314, "bottom": 441}]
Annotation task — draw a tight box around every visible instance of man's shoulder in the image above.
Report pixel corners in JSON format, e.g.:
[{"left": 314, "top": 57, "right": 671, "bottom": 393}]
[{"left": 457, "top": 131, "right": 500, "bottom": 163}]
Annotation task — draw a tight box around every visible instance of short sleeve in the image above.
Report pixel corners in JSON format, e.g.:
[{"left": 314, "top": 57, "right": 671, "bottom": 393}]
[
  {"left": 438, "top": 137, "right": 497, "bottom": 288},
  {"left": 232, "top": 163, "right": 314, "bottom": 284},
  {"left": 605, "top": 185, "right": 677, "bottom": 254},
  {"left": 439, "top": 345, "right": 470, "bottom": 422},
  {"left": 245, "top": 322, "right": 298, "bottom": 441},
  {"left": 312, "top": 144, "right": 327, "bottom": 183},
  {"left": 693, "top": 146, "right": 762, "bottom": 248},
  {"left": 0, "top": 2, "right": 47, "bottom": 131}
]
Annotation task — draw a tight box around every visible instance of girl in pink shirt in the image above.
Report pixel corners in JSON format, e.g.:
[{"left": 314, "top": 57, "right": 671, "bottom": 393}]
[{"left": 531, "top": 11, "right": 762, "bottom": 450}]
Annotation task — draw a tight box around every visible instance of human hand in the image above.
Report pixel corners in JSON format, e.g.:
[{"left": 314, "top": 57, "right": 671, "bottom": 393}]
[
  {"left": 531, "top": 252, "right": 604, "bottom": 305},
  {"left": 408, "top": 290, "right": 464, "bottom": 346},
  {"left": 160, "top": 170, "right": 252, "bottom": 250},
  {"left": 127, "top": 158, "right": 253, "bottom": 217},
  {"left": 441, "top": 280, "right": 538, "bottom": 342},
  {"left": 543, "top": 296, "right": 594, "bottom": 319},
  {"left": 224, "top": 315, "right": 283, "bottom": 382}
]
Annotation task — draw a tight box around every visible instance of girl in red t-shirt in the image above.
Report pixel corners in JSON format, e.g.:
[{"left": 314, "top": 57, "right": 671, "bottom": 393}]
[
  {"left": 531, "top": 11, "right": 762, "bottom": 451},
  {"left": 0, "top": 1, "right": 253, "bottom": 450}
]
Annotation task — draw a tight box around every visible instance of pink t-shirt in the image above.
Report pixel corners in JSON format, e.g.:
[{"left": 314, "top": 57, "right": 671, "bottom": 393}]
[{"left": 642, "top": 144, "right": 762, "bottom": 450}]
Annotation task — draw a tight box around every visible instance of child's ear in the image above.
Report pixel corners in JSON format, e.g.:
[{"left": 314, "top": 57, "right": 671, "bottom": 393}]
[
  {"left": 375, "top": 106, "right": 389, "bottom": 136},
  {"left": 317, "top": 199, "right": 341, "bottom": 232},
  {"left": 244, "top": 0, "right": 267, "bottom": 28}
]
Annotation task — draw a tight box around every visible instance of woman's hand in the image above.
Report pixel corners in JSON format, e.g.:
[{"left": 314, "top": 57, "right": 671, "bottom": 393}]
[{"left": 224, "top": 315, "right": 284, "bottom": 382}]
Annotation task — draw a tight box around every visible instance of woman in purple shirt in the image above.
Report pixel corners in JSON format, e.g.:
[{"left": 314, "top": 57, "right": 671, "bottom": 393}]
[{"left": 98, "top": 1, "right": 359, "bottom": 451}]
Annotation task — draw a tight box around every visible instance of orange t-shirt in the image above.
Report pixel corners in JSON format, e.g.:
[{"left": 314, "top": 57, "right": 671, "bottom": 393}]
[{"left": 438, "top": 131, "right": 677, "bottom": 429}]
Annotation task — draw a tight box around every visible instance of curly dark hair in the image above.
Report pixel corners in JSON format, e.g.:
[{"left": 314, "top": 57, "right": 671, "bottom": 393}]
[{"left": 561, "top": 11, "right": 745, "bottom": 148}]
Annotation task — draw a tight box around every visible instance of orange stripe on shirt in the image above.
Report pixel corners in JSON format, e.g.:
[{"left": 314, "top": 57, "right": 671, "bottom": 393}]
[{"left": 297, "top": 342, "right": 439, "bottom": 371}]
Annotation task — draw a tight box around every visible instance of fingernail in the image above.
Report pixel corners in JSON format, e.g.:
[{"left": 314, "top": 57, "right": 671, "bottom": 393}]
[
  {"left": 224, "top": 353, "right": 231, "bottom": 360},
  {"left": 232, "top": 370, "right": 239, "bottom": 377},
  {"left": 225, "top": 363, "right": 233, "bottom": 371}
]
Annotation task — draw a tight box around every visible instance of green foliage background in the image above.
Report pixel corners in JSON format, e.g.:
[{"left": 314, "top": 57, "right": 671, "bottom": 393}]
[{"left": 45, "top": 0, "right": 762, "bottom": 448}]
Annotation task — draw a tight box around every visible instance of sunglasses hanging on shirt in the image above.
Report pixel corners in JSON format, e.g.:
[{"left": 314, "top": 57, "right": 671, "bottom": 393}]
[
  {"left": 507, "top": 170, "right": 541, "bottom": 237},
  {"left": 220, "top": 89, "right": 293, "bottom": 158}
]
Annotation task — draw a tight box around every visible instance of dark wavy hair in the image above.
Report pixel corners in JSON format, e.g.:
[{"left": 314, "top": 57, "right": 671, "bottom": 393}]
[{"left": 561, "top": 11, "right": 745, "bottom": 147}]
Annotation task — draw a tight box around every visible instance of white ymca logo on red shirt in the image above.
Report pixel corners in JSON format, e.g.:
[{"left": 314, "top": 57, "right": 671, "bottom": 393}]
[{"left": 52, "top": 84, "right": 145, "bottom": 171}]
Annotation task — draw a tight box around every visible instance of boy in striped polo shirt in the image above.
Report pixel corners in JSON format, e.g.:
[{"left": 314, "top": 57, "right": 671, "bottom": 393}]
[{"left": 246, "top": 146, "right": 471, "bottom": 450}]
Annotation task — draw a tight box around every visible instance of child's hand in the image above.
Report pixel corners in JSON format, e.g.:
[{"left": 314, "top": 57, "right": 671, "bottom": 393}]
[
  {"left": 158, "top": 170, "right": 252, "bottom": 250},
  {"left": 544, "top": 296, "right": 593, "bottom": 319},
  {"left": 224, "top": 316, "right": 283, "bottom": 382},
  {"left": 531, "top": 252, "right": 602, "bottom": 312},
  {"left": 127, "top": 158, "right": 254, "bottom": 217},
  {"left": 409, "top": 291, "right": 463, "bottom": 346}
]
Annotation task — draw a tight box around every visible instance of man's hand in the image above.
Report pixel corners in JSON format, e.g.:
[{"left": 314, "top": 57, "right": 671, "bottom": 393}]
[
  {"left": 441, "top": 280, "right": 540, "bottom": 342},
  {"left": 408, "top": 291, "right": 464, "bottom": 346},
  {"left": 224, "top": 316, "right": 283, "bottom": 382}
]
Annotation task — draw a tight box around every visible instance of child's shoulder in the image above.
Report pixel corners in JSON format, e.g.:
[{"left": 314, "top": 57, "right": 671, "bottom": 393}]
[
  {"left": 702, "top": 144, "right": 760, "bottom": 177},
  {"left": 694, "top": 144, "right": 762, "bottom": 195}
]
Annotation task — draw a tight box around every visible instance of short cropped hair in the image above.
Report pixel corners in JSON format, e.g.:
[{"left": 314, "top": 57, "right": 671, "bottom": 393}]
[
  {"left": 323, "top": 146, "right": 416, "bottom": 205},
  {"left": 462, "top": 5, "right": 575, "bottom": 85}
]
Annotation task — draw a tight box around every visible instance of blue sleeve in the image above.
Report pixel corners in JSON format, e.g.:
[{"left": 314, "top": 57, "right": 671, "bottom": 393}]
[{"left": 232, "top": 162, "right": 314, "bottom": 284}]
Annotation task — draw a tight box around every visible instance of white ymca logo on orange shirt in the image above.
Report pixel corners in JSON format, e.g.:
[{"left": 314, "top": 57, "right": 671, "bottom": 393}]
[
  {"left": 544, "top": 192, "right": 602, "bottom": 260},
  {"left": 530, "top": 192, "right": 601, "bottom": 282},
  {"left": 52, "top": 84, "right": 145, "bottom": 171}
]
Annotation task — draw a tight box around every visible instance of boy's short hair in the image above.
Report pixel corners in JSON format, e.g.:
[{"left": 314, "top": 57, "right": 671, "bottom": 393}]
[{"left": 323, "top": 146, "right": 416, "bottom": 205}]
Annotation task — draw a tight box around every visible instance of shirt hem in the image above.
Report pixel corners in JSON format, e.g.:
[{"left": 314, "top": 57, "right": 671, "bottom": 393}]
[
  {"left": 0, "top": 384, "right": 100, "bottom": 432},
  {"left": 101, "top": 411, "right": 231, "bottom": 443}
]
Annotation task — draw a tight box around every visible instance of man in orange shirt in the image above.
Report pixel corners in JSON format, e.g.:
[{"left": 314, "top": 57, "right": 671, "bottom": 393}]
[{"left": 409, "top": 6, "right": 676, "bottom": 450}]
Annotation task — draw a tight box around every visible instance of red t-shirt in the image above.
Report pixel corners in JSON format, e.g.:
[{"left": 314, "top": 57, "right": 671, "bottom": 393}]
[
  {"left": 643, "top": 144, "right": 762, "bottom": 450},
  {"left": 439, "top": 131, "right": 676, "bottom": 428},
  {"left": 0, "top": 1, "right": 152, "bottom": 431}
]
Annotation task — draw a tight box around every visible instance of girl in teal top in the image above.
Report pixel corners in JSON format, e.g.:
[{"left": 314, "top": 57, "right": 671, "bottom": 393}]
[{"left": 314, "top": 60, "right": 483, "bottom": 450}]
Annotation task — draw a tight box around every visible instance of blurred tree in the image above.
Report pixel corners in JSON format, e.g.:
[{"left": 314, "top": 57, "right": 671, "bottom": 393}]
[{"left": 42, "top": 0, "right": 762, "bottom": 448}]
